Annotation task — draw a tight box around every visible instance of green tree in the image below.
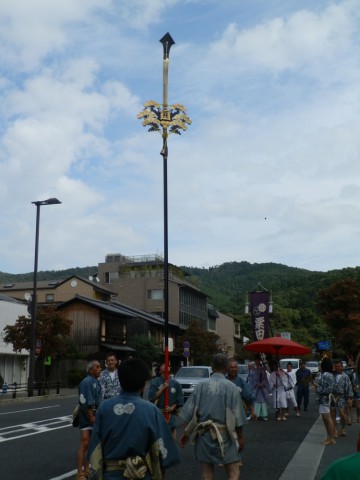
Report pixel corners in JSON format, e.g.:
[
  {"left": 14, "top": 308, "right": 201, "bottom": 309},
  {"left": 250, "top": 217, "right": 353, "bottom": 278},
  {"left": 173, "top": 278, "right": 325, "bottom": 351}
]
[
  {"left": 127, "top": 335, "right": 163, "bottom": 367},
  {"left": 317, "top": 279, "right": 360, "bottom": 356},
  {"left": 176, "top": 321, "right": 220, "bottom": 365},
  {"left": 3, "top": 305, "right": 72, "bottom": 357}
]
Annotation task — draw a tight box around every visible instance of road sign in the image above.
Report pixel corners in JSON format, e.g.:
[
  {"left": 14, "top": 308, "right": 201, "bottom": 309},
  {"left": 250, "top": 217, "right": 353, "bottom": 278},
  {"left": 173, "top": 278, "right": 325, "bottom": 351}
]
[
  {"left": 281, "top": 332, "right": 291, "bottom": 340},
  {"left": 183, "top": 341, "right": 190, "bottom": 358},
  {"left": 35, "top": 338, "right": 42, "bottom": 356},
  {"left": 317, "top": 340, "right": 331, "bottom": 350}
]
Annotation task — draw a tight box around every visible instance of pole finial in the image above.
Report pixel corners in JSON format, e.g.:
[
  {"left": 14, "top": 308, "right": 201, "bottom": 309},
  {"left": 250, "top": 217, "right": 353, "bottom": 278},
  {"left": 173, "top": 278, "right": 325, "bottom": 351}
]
[{"left": 160, "top": 32, "right": 175, "bottom": 59}]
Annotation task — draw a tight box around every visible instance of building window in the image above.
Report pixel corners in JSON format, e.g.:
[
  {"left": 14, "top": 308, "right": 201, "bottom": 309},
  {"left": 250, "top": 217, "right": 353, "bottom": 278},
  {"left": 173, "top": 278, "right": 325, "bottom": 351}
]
[
  {"left": 208, "top": 317, "right": 216, "bottom": 332},
  {"left": 147, "top": 289, "right": 164, "bottom": 300},
  {"left": 105, "top": 271, "right": 119, "bottom": 283},
  {"left": 46, "top": 294, "right": 55, "bottom": 302},
  {"left": 234, "top": 322, "right": 240, "bottom": 337}
]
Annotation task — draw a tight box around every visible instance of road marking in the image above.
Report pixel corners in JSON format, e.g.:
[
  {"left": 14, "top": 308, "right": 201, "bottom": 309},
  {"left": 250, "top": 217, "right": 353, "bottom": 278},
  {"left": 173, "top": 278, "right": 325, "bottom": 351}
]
[
  {"left": 0, "top": 416, "right": 73, "bottom": 442},
  {"left": 0, "top": 405, "right": 60, "bottom": 415},
  {"left": 48, "top": 470, "right": 77, "bottom": 480},
  {"left": 279, "top": 416, "right": 324, "bottom": 480}
]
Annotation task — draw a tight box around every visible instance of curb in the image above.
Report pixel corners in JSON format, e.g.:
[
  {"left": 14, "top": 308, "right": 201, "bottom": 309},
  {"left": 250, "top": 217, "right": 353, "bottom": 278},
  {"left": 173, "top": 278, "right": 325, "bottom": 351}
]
[{"left": 0, "top": 391, "right": 77, "bottom": 407}]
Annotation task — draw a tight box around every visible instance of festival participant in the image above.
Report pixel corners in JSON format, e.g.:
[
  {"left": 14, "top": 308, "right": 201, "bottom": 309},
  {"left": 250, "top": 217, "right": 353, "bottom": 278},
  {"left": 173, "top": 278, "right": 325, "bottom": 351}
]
[
  {"left": 226, "top": 358, "right": 256, "bottom": 421},
  {"left": 88, "top": 358, "right": 181, "bottom": 480},
  {"left": 285, "top": 363, "right": 300, "bottom": 417},
  {"left": 99, "top": 352, "right": 121, "bottom": 399},
  {"left": 269, "top": 361, "right": 288, "bottom": 421},
  {"left": 179, "top": 353, "right": 246, "bottom": 480},
  {"left": 345, "top": 360, "right": 360, "bottom": 424},
  {"left": 296, "top": 360, "right": 311, "bottom": 411},
  {"left": 330, "top": 359, "right": 353, "bottom": 437},
  {"left": 76, "top": 360, "right": 102, "bottom": 480},
  {"left": 148, "top": 363, "right": 184, "bottom": 439},
  {"left": 248, "top": 354, "right": 270, "bottom": 421},
  {"left": 313, "top": 358, "right": 336, "bottom": 445}
]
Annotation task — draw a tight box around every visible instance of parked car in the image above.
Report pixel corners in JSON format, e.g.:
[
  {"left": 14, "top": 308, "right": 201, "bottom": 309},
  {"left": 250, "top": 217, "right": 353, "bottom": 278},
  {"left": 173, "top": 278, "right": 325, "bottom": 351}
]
[
  {"left": 279, "top": 358, "right": 300, "bottom": 375},
  {"left": 237, "top": 364, "right": 249, "bottom": 382},
  {"left": 174, "top": 366, "right": 212, "bottom": 399},
  {"left": 305, "top": 361, "right": 319, "bottom": 376}
]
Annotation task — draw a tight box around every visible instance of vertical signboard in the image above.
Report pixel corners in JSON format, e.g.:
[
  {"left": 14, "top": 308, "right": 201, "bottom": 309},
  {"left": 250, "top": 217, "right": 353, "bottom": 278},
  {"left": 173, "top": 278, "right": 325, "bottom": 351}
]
[{"left": 249, "top": 291, "right": 270, "bottom": 341}]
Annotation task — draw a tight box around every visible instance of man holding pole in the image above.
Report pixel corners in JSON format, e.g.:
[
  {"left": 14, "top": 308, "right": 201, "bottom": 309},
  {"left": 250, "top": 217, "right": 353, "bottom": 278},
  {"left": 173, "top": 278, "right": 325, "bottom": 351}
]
[{"left": 149, "top": 363, "right": 184, "bottom": 439}]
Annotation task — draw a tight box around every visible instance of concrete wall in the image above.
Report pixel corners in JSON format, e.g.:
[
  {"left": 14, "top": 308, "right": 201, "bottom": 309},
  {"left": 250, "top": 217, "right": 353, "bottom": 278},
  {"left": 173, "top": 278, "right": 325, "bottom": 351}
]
[
  {"left": 216, "top": 311, "right": 237, "bottom": 357},
  {"left": 0, "top": 297, "right": 29, "bottom": 385}
]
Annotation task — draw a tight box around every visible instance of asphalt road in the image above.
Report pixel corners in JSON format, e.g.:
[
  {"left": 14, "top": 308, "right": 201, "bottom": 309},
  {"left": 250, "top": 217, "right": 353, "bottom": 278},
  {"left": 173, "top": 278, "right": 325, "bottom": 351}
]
[
  {"left": 0, "top": 391, "right": 358, "bottom": 480},
  {"left": 0, "top": 396, "right": 78, "bottom": 480}
]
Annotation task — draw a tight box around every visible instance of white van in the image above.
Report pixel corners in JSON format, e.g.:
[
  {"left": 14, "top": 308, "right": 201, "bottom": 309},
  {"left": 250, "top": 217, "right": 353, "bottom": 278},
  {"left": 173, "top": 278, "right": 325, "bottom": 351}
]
[
  {"left": 279, "top": 358, "right": 300, "bottom": 375},
  {"left": 174, "top": 366, "right": 212, "bottom": 399}
]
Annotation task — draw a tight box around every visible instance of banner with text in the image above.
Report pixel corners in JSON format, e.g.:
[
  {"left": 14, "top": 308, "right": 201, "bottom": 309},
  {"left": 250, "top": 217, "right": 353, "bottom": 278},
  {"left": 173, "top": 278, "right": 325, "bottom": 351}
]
[{"left": 250, "top": 291, "right": 270, "bottom": 341}]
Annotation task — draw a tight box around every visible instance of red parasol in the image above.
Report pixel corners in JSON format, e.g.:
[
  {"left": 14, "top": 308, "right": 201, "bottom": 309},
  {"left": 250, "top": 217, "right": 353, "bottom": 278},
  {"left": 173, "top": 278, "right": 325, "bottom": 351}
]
[{"left": 244, "top": 336, "right": 311, "bottom": 356}]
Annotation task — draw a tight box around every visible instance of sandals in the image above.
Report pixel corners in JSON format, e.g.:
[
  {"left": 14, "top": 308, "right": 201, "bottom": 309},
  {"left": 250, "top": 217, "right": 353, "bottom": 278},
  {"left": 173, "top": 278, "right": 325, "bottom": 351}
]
[
  {"left": 76, "top": 473, "right": 87, "bottom": 480},
  {"left": 322, "top": 438, "right": 336, "bottom": 445}
]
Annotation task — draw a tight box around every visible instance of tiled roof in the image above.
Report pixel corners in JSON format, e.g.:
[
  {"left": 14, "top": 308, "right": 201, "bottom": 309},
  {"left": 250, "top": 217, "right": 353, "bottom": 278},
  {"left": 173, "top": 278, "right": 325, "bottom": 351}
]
[{"left": 57, "top": 294, "right": 179, "bottom": 328}]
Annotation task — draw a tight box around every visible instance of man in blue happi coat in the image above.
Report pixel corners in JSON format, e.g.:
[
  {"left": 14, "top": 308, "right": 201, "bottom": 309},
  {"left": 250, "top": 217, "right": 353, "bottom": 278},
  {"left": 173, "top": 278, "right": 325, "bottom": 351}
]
[
  {"left": 179, "top": 353, "right": 247, "bottom": 480},
  {"left": 149, "top": 363, "right": 184, "bottom": 439},
  {"left": 226, "top": 358, "right": 256, "bottom": 421},
  {"left": 330, "top": 360, "right": 353, "bottom": 437},
  {"left": 77, "top": 359, "right": 103, "bottom": 480},
  {"left": 88, "top": 358, "right": 181, "bottom": 480}
]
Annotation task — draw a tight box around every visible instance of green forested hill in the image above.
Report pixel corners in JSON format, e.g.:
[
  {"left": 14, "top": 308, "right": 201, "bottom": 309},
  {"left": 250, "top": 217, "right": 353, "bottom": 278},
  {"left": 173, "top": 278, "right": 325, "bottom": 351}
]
[
  {"left": 0, "top": 266, "right": 97, "bottom": 284},
  {"left": 181, "top": 262, "right": 360, "bottom": 346},
  {"left": 2, "top": 261, "right": 360, "bottom": 348},
  {"left": 181, "top": 262, "right": 360, "bottom": 312}
]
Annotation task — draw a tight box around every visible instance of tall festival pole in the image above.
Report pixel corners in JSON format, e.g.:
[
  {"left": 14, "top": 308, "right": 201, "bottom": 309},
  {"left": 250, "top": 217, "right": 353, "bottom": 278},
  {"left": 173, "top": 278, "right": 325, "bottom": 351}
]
[{"left": 138, "top": 33, "right": 191, "bottom": 420}]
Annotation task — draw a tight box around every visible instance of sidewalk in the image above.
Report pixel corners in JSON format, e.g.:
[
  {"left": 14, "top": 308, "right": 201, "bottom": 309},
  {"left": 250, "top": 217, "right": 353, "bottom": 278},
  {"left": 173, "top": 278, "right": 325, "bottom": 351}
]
[
  {"left": 315, "top": 418, "right": 360, "bottom": 479},
  {"left": 279, "top": 415, "right": 360, "bottom": 480},
  {"left": 0, "top": 387, "right": 77, "bottom": 406}
]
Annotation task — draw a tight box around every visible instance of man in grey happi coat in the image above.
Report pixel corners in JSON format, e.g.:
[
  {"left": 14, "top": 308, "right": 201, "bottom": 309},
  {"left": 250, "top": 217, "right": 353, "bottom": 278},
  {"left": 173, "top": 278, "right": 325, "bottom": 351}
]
[{"left": 179, "top": 353, "right": 247, "bottom": 480}]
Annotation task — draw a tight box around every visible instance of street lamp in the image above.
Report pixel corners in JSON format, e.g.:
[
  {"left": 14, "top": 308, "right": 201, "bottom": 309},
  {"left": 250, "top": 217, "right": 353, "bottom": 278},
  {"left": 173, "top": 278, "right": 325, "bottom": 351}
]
[
  {"left": 28, "top": 197, "right": 62, "bottom": 397},
  {"left": 138, "top": 33, "right": 191, "bottom": 418}
]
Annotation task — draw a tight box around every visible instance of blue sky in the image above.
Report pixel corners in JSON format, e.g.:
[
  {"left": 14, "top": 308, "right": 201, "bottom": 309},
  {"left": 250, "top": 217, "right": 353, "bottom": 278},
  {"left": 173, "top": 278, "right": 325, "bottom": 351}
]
[{"left": 1, "top": 0, "right": 359, "bottom": 274}]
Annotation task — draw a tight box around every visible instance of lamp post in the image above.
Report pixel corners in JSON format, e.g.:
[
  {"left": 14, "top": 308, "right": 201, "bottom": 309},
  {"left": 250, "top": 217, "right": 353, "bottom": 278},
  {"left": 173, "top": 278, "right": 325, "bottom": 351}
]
[
  {"left": 138, "top": 33, "right": 191, "bottom": 419},
  {"left": 28, "top": 197, "right": 61, "bottom": 397}
]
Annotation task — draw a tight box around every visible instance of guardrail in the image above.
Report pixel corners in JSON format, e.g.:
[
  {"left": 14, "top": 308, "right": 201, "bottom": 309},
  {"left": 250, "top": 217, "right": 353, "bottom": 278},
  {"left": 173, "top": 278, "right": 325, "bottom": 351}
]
[{"left": 5, "top": 381, "right": 62, "bottom": 399}]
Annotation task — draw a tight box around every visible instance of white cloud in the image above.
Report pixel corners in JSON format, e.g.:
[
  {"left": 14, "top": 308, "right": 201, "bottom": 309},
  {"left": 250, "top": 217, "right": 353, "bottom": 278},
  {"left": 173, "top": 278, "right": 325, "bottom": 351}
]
[
  {"left": 1, "top": 0, "right": 360, "bottom": 274},
  {"left": 0, "top": 0, "right": 110, "bottom": 70},
  {"left": 116, "top": 0, "right": 178, "bottom": 30},
  {"left": 207, "top": 2, "right": 356, "bottom": 73}
]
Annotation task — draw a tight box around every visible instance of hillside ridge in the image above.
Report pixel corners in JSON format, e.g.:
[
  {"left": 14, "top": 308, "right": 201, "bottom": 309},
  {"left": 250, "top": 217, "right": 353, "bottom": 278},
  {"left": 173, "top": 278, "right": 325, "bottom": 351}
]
[{"left": 1, "top": 261, "right": 359, "bottom": 345}]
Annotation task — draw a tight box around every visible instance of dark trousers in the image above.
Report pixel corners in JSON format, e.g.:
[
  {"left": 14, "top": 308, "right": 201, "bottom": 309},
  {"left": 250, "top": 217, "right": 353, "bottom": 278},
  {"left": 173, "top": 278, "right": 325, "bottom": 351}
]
[{"left": 296, "top": 384, "right": 309, "bottom": 409}]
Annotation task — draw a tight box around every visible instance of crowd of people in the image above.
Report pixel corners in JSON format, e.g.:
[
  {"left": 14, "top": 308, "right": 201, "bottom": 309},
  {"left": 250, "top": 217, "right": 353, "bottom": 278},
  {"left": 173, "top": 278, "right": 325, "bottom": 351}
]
[
  {"left": 314, "top": 357, "right": 359, "bottom": 446},
  {"left": 247, "top": 355, "right": 310, "bottom": 421},
  {"left": 73, "top": 352, "right": 360, "bottom": 480}
]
